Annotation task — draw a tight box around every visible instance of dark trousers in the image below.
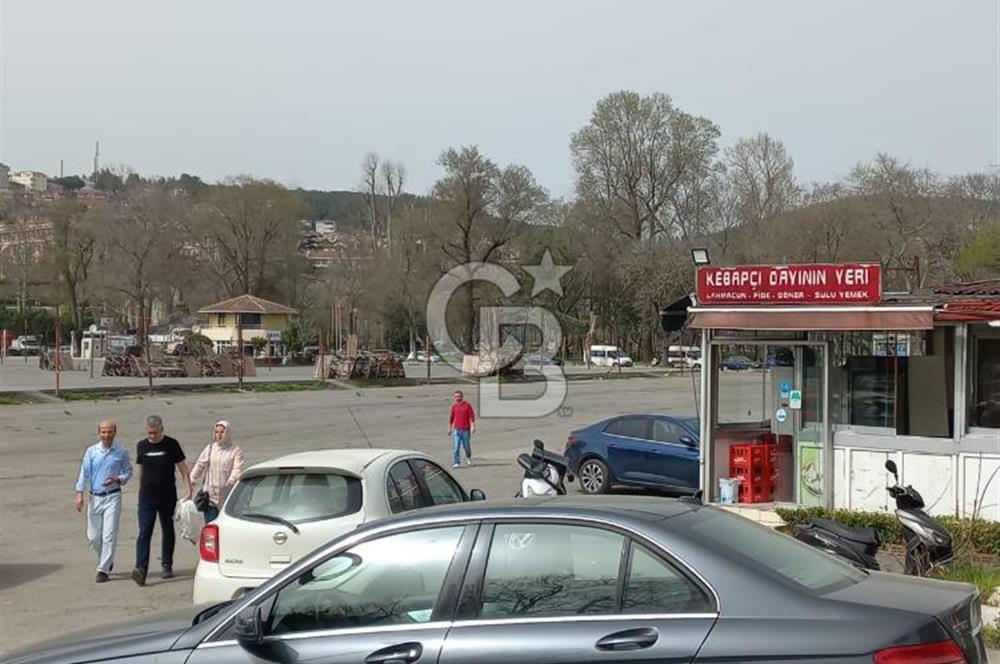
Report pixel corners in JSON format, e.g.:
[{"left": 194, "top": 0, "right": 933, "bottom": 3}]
[{"left": 135, "top": 494, "right": 176, "bottom": 571}]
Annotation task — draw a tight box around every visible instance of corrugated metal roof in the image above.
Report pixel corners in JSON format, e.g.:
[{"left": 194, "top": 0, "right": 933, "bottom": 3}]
[{"left": 932, "top": 279, "right": 1000, "bottom": 297}]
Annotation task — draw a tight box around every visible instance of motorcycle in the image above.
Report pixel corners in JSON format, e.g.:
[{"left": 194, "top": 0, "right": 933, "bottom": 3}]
[
  {"left": 794, "top": 459, "right": 953, "bottom": 575},
  {"left": 516, "top": 439, "right": 573, "bottom": 497}
]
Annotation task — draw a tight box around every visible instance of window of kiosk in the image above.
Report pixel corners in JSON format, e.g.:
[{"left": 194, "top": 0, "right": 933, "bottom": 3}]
[
  {"left": 815, "top": 329, "right": 953, "bottom": 438},
  {"left": 968, "top": 324, "right": 1000, "bottom": 431}
]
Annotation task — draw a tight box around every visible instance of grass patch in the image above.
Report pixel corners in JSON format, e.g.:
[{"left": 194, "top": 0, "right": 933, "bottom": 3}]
[
  {"left": 932, "top": 562, "right": 1000, "bottom": 599},
  {"left": 59, "top": 391, "right": 103, "bottom": 401},
  {"left": 243, "top": 381, "right": 329, "bottom": 393},
  {"left": 0, "top": 392, "right": 40, "bottom": 405},
  {"left": 983, "top": 618, "right": 1000, "bottom": 649}
]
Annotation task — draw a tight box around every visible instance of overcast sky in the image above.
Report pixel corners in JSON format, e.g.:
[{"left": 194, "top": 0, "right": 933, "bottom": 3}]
[{"left": 2, "top": 1, "right": 997, "bottom": 197}]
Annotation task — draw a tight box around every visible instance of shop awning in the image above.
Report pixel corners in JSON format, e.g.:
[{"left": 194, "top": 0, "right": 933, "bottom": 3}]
[{"left": 686, "top": 306, "right": 934, "bottom": 331}]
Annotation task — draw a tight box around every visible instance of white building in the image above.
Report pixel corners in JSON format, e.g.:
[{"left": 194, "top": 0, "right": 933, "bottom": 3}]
[{"left": 10, "top": 170, "right": 48, "bottom": 193}]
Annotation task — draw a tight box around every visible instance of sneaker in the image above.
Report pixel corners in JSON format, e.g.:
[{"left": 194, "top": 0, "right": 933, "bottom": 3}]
[
  {"left": 465, "top": 458, "right": 473, "bottom": 466},
  {"left": 95, "top": 572, "right": 109, "bottom": 583},
  {"left": 131, "top": 568, "right": 147, "bottom": 586},
  {"left": 452, "top": 463, "right": 460, "bottom": 468},
  {"left": 161, "top": 566, "right": 174, "bottom": 580}
]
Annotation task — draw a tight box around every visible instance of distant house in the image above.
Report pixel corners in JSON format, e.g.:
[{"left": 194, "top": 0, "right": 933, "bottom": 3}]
[
  {"left": 10, "top": 171, "right": 48, "bottom": 193},
  {"left": 197, "top": 294, "right": 298, "bottom": 356}
]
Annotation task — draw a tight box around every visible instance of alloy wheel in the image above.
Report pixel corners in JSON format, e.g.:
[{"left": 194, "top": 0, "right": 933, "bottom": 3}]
[{"left": 580, "top": 462, "right": 605, "bottom": 493}]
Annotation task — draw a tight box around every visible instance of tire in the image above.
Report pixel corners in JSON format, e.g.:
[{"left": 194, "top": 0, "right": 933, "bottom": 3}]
[{"left": 578, "top": 458, "right": 611, "bottom": 494}]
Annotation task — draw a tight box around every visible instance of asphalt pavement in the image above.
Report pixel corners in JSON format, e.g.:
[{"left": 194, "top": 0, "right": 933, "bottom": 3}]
[{"left": 0, "top": 374, "right": 699, "bottom": 653}]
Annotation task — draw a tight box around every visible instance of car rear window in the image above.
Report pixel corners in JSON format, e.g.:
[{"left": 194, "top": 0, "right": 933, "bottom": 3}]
[
  {"left": 225, "top": 472, "right": 362, "bottom": 524},
  {"left": 686, "top": 508, "right": 865, "bottom": 593}
]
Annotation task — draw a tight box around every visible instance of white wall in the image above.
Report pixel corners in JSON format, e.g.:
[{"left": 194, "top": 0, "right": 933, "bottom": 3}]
[{"left": 833, "top": 444, "right": 999, "bottom": 521}]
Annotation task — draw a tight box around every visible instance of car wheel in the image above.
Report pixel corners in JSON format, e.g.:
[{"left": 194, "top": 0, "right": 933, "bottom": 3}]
[{"left": 579, "top": 459, "right": 610, "bottom": 494}]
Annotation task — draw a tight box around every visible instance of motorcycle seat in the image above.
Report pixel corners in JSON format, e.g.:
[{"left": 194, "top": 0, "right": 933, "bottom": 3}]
[{"left": 808, "top": 517, "right": 881, "bottom": 546}]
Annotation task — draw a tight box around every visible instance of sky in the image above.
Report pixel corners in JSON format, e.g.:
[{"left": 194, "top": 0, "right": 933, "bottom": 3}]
[{"left": 2, "top": 1, "right": 997, "bottom": 198}]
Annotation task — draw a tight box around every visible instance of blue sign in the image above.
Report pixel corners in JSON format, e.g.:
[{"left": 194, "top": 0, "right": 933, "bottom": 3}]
[
  {"left": 776, "top": 408, "right": 788, "bottom": 424},
  {"left": 779, "top": 380, "right": 791, "bottom": 397}
]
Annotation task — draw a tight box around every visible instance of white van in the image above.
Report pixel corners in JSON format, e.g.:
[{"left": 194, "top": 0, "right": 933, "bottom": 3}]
[
  {"left": 667, "top": 345, "right": 701, "bottom": 369},
  {"left": 589, "top": 345, "right": 633, "bottom": 367}
]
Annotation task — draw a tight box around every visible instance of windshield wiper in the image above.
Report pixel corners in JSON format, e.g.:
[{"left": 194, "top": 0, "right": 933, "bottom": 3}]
[{"left": 241, "top": 512, "right": 300, "bottom": 534}]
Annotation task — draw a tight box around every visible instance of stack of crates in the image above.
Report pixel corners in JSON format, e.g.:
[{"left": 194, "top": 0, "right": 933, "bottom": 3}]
[{"left": 729, "top": 443, "right": 777, "bottom": 503}]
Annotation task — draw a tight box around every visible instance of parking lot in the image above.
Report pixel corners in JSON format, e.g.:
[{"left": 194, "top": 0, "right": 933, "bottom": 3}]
[{"left": 0, "top": 374, "right": 701, "bottom": 653}]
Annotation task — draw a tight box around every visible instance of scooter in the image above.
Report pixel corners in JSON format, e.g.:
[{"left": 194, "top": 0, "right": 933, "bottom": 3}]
[
  {"left": 516, "top": 439, "right": 573, "bottom": 497},
  {"left": 794, "top": 459, "right": 954, "bottom": 575},
  {"left": 884, "top": 459, "right": 954, "bottom": 575}
]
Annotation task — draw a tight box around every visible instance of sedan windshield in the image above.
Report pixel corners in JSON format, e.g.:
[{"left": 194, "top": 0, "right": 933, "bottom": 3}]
[{"left": 225, "top": 472, "right": 362, "bottom": 524}]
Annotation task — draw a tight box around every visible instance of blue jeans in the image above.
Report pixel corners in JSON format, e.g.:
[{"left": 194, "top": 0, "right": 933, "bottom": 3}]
[
  {"left": 452, "top": 429, "right": 471, "bottom": 465},
  {"left": 135, "top": 494, "right": 176, "bottom": 571},
  {"left": 204, "top": 505, "right": 219, "bottom": 523}
]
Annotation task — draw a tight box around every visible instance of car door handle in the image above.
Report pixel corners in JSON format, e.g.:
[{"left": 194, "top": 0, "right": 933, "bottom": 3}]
[
  {"left": 595, "top": 627, "right": 659, "bottom": 651},
  {"left": 365, "top": 642, "right": 423, "bottom": 664}
]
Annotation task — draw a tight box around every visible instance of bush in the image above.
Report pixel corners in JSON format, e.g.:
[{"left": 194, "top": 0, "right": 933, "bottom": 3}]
[
  {"left": 774, "top": 507, "right": 1000, "bottom": 557},
  {"left": 185, "top": 333, "right": 213, "bottom": 348}
]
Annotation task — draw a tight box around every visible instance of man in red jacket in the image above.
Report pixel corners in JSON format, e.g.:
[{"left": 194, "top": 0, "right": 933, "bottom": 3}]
[{"left": 448, "top": 390, "right": 476, "bottom": 468}]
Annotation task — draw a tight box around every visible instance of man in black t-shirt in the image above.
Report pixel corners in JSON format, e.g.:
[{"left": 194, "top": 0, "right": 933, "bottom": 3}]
[{"left": 131, "top": 414, "right": 192, "bottom": 586}]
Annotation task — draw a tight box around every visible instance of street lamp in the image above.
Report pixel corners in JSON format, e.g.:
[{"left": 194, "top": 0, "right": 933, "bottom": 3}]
[{"left": 691, "top": 248, "right": 711, "bottom": 266}]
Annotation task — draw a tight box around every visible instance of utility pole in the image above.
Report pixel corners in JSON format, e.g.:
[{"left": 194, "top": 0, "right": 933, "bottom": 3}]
[
  {"left": 237, "top": 313, "right": 244, "bottom": 390},
  {"left": 54, "top": 305, "right": 62, "bottom": 397},
  {"left": 93, "top": 141, "right": 100, "bottom": 183}
]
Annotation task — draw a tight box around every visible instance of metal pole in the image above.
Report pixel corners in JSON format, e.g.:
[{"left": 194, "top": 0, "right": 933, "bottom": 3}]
[
  {"left": 145, "top": 315, "right": 154, "bottom": 397},
  {"left": 54, "top": 307, "right": 61, "bottom": 397},
  {"left": 425, "top": 335, "right": 431, "bottom": 385},
  {"left": 237, "top": 313, "right": 244, "bottom": 390}
]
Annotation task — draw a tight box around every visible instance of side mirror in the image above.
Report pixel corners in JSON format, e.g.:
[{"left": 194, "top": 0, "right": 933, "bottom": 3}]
[
  {"left": 884, "top": 459, "right": 898, "bottom": 477},
  {"left": 470, "top": 488, "right": 486, "bottom": 501},
  {"left": 679, "top": 436, "right": 697, "bottom": 448},
  {"left": 234, "top": 605, "right": 263, "bottom": 649}
]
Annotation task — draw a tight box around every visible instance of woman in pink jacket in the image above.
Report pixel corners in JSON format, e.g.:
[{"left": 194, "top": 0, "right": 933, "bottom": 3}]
[{"left": 189, "top": 420, "right": 245, "bottom": 523}]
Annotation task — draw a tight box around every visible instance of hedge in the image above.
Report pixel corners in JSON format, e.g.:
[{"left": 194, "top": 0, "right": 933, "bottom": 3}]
[{"left": 774, "top": 507, "right": 1000, "bottom": 557}]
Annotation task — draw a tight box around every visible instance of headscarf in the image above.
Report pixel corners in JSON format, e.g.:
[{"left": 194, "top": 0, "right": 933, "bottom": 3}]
[{"left": 213, "top": 420, "right": 232, "bottom": 447}]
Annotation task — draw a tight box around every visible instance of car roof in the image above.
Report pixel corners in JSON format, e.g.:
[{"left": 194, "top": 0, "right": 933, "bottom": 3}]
[
  {"left": 371, "top": 494, "right": 698, "bottom": 528},
  {"left": 243, "top": 448, "right": 420, "bottom": 475}
]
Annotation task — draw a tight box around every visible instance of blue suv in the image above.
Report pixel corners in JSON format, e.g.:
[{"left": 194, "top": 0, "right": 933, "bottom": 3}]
[{"left": 564, "top": 413, "right": 700, "bottom": 494}]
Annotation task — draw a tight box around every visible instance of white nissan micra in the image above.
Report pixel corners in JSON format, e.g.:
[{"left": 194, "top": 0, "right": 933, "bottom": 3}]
[{"left": 192, "top": 448, "right": 482, "bottom": 604}]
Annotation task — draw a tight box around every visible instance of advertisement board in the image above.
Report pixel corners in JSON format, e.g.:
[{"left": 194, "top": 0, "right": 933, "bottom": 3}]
[{"left": 697, "top": 263, "right": 881, "bottom": 305}]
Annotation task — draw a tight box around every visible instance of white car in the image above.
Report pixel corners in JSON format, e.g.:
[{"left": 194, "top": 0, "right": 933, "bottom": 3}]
[{"left": 192, "top": 448, "right": 481, "bottom": 604}]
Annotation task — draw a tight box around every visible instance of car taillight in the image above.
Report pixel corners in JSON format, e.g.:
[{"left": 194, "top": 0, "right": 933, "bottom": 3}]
[
  {"left": 873, "top": 640, "right": 966, "bottom": 664},
  {"left": 199, "top": 524, "right": 219, "bottom": 562}
]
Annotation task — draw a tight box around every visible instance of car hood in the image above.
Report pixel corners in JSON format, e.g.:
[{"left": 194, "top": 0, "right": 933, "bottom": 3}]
[{"left": 2, "top": 604, "right": 209, "bottom": 664}]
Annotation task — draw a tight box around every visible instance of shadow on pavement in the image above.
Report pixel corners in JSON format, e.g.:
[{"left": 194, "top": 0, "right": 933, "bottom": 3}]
[{"left": 0, "top": 563, "right": 63, "bottom": 591}]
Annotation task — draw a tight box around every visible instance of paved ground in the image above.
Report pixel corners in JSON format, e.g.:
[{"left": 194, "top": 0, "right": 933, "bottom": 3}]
[
  {"left": 2, "top": 372, "right": 996, "bottom": 661},
  {"left": 0, "top": 357, "right": 678, "bottom": 393},
  {"left": 0, "top": 374, "right": 699, "bottom": 653}
]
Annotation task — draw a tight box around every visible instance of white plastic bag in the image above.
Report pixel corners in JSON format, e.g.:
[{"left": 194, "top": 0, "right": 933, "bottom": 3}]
[{"left": 174, "top": 499, "right": 200, "bottom": 544}]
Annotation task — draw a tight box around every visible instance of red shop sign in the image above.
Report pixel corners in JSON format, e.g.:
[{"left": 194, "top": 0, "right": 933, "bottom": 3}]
[{"left": 696, "top": 264, "right": 882, "bottom": 305}]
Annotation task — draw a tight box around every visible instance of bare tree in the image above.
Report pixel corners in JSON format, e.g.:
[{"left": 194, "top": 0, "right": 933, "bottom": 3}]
[
  {"left": 91, "top": 185, "right": 183, "bottom": 335},
  {"left": 186, "top": 178, "right": 306, "bottom": 298},
  {"left": 380, "top": 160, "right": 406, "bottom": 254},
  {"left": 360, "top": 153, "right": 381, "bottom": 251},
  {"left": 50, "top": 198, "right": 95, "bottom": 347},
  {"left": 432, "top": 146, "right": 546, "bottom": 348},
  {"left": 722, "top": 132, "right": 800, "bottom": 261},
  {"left": 570, "top": 91, "right": 720, "bottom": 243}
]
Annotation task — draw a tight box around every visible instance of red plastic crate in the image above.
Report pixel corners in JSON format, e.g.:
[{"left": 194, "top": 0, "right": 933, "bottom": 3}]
[
  {"left": 729, "top": 443, "right": 779, "bottom": 503},
  {"left": 737, "top": 478, "right": 773, "bottom": 503}
]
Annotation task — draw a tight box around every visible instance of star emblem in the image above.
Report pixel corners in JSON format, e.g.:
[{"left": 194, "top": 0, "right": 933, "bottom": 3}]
[{"left": 523, "top": 248, "right": 572, "bottom": 297}]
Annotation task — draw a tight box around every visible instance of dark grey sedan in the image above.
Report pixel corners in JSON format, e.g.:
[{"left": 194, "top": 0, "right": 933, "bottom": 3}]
[{"left": 6, "top": 496, "right": 987, "bottom": 663}]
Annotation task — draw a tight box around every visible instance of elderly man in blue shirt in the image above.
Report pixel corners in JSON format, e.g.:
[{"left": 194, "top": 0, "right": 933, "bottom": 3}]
[{"left": 74, "top": 420, "right": 133, "bottom": 582}]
